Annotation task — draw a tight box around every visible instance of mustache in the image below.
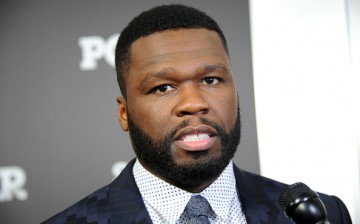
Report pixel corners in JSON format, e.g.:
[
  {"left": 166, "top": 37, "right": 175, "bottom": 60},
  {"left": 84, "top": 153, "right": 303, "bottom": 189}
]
[{"left": 163, "top": 117, "right": 226, "bottom": 142}]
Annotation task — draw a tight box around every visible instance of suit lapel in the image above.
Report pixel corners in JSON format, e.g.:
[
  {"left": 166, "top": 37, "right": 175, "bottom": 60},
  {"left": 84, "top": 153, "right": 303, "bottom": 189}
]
[
  {"left": 234, "top": 166, "right": 290, "bottom": 224},
  {"left": 108, "top": 159, "right": 153, "bottom": 224}
]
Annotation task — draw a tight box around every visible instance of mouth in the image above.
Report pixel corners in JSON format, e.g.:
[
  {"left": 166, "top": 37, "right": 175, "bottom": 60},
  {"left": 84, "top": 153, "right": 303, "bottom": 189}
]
[{"left": 173, "top": 126, "right": 218, "bottom": 151}]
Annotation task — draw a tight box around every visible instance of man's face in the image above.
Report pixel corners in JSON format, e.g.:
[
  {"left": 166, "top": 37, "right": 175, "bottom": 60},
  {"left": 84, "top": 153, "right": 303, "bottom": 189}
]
[{"left": 117, "top": 28, "right": 239, "bottom": 189}]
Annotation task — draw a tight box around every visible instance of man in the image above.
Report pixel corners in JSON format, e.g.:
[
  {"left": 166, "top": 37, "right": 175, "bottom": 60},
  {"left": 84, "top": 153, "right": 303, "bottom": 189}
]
[{"left": 43, "top": 4, "right": 352, "bottom": 224}]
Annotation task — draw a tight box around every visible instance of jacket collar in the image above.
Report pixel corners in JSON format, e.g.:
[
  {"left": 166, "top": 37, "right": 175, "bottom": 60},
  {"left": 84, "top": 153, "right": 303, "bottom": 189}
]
[
  {"left": 108, "top": 158, "right": 152, "bottom": 224},
  {"left": 234, "top": 165, "right": 290, "bottom": 224}
]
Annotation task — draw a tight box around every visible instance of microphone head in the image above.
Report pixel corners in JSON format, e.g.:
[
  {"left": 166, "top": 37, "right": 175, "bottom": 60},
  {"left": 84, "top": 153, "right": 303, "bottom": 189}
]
[{"left": 279, "top": 182, "right": 328, "bottom": 224}]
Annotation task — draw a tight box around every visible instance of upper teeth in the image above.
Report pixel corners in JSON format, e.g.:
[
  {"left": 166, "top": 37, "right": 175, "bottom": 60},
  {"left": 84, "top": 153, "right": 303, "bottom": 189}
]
[{"left": 183, "top": 134, "right": 210, "bottom": 142}]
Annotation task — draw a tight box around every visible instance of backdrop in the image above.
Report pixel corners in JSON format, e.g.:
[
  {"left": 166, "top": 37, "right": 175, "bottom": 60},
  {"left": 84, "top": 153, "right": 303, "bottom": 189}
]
[
  {"left": 250, "top": 0, "right": 359, "bottom": 221},
  {"left": 0, "top": 1, "right": 258, "bottom": 223}
]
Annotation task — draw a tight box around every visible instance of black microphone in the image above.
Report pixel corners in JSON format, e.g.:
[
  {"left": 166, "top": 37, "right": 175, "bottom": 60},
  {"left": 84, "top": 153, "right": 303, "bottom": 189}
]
[{"left": 279, "top": 182, "right": 330, "bottom": 224}]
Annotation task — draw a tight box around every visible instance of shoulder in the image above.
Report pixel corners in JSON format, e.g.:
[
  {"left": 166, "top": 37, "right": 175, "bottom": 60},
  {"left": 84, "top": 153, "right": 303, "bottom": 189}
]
[
  {"left": 233, "top": 165, "right": 286, "bottom": 200},
  {"left": 318, "top": 193, "right": 352, "bottom": 223},
  {"left": 41, "top": 159, "right": 139, "bottom": 224},
  {"left": 233, "top": 166, "right": 352, "bottom": 223},
  {"left": 41, "top": 184, "right": 111, "bottom": 224}
]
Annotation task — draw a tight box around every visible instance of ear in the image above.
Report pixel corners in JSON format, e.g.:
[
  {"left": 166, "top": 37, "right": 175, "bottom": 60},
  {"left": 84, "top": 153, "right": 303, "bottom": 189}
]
[{"left": 117, "top": 96, "right": 128, "bottom": 131}]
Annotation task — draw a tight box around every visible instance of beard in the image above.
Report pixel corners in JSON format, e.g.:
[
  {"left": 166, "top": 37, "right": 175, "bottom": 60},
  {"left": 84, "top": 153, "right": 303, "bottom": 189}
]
[{"left": 127, "top": 107, "right": 241, "bottom": 189}]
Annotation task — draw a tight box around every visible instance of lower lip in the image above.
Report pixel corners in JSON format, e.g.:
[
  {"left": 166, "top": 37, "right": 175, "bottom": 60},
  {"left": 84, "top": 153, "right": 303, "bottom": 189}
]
[{"left": 174, "top": 136, "right": 217, "bottom": 151}]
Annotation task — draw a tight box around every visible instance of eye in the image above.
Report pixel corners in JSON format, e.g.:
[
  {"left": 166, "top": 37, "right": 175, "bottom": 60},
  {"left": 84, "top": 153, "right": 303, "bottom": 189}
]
[
  {"left": 200, "top": 77, "right": 221, "bottom": 86},
  {"left": 151, "top": 84, "right": 175, "bottom": 94}
]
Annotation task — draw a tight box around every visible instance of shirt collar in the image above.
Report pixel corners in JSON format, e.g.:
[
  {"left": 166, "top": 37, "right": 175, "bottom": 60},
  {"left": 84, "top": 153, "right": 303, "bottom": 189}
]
[
  {"left": 133, "top": 159, "right": 237, "bottom": 223},
  {"left": 201, "top": 161, "right": 237, "bottom": 221}
]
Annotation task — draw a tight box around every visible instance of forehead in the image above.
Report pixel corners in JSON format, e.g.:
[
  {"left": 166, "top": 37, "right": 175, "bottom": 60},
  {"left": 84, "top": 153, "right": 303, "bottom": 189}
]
[
  {"left": 131, "top": 29, "right": 226, "bottom": 60},
  {"left": 126, "top": 28, "right": 229, "bottom": 83}
]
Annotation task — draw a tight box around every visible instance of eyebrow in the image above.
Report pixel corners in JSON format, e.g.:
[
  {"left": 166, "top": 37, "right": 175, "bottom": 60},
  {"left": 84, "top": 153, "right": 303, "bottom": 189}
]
[
  {"left": 139, "top": 63, "right": 229, "bottom": 89},
  {"left": 140, "top": 68, "right": 175, "bottom": 89},
  {"left": 198, "top": 64, "right": 228, "bottom": 74}
]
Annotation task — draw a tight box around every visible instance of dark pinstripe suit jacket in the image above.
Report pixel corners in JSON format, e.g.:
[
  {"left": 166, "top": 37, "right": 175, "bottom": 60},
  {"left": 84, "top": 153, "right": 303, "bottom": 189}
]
[{"left": 42, "top": 159, "right": 352, "bottom": 224}]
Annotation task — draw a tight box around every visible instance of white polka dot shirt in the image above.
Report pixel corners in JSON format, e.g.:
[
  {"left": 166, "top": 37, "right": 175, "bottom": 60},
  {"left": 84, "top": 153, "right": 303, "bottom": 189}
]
[{"left": 133, "top": 159, "right": 247, "bottom": 224}]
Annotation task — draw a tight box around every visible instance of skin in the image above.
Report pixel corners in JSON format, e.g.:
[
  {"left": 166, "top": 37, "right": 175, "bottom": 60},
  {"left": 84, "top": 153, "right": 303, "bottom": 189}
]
[{"left": 117, "top": 28, "right": 238, "bottom": 192}]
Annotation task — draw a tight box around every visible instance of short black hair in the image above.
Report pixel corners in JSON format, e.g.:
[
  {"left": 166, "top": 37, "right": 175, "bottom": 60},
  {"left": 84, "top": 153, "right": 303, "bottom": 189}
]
[{"left": 115, "top": 4, "right": 229, "bottom": 98}]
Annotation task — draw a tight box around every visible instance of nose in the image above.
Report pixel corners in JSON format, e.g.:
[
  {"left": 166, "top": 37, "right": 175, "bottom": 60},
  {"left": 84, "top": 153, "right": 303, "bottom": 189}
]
[{"left": 174, "top": 84, "right": 209, "bottom": 117}]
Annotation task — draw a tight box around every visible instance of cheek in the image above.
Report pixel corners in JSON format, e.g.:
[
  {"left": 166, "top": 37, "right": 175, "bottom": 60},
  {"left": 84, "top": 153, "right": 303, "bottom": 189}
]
[
  {"left": 213, "top": 92, "right": 238, "bottom": 130},
  {"left": 128, "top": 98, "right": 171, "bottom": 136}
]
